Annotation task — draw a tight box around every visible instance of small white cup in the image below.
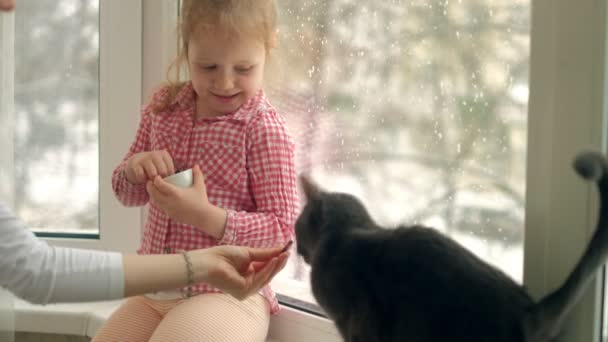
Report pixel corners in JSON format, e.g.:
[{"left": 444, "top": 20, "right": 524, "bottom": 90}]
[{"left": 163, "top": 168, "right": 193, "bottom": 188}]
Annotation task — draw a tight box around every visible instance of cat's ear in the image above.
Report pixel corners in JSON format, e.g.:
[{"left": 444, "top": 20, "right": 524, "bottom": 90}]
[{"left": 299, "top": 174, "right": 320, "bottom": 201}]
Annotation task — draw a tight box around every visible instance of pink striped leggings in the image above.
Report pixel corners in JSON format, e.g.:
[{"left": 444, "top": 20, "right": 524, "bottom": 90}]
[{"left": 92, "top": 293, "right": 270, "bottom": 342}]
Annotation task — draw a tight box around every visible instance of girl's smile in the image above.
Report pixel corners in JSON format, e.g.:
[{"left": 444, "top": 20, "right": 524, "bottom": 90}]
[{"left": 212, "top": 92, "right": 240, "bottom": 103}]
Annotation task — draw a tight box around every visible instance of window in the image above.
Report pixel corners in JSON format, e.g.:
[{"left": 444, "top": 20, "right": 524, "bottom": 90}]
[
  {"left": 1, "top": 1, "right": 142, "bottom": 252},
  {"left": 269, "top": 0, "right": 529, "bottom": 313},
  {"left": 522, "top": 1, "right": 606, "bottom": 340},
  {"left": 4, "top": 0, "right": 100, "bottom": 236}
]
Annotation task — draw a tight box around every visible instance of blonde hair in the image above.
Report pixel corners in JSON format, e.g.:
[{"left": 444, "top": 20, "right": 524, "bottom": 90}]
[{"left": 153, "top": 0, "right": 278, "bottom": 113}]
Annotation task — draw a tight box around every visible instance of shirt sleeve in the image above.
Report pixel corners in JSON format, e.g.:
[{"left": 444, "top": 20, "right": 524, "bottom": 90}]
[
  {"left": 219, "top": 109, "right": 298, "bottom": 248},
  {"left": 0, "top": 203, "right": 124, "bottom": 304},
  {"left": 111, "top": 98, "right": 156, "bottom": 207}
]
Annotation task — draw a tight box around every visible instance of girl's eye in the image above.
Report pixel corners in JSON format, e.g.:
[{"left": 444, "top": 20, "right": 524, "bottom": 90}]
[
  {"left": 235, "top": 66, "right": 253, "bottom": 73},
  {"left": 201, "top": 65, "right": 216, "bottom": 70}
]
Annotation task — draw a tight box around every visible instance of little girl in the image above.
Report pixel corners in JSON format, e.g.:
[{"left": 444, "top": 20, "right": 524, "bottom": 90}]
[{"left": 93, "top": 1, "right": 297, "bottom": 341}]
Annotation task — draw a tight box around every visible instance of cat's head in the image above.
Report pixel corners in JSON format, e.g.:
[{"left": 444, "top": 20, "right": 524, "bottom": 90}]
[{"left": 295, "top": 175, "right": 376, "bottom": 264}]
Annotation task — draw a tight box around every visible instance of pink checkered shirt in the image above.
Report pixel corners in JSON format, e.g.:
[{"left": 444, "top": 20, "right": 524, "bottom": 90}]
[{"left": 112, "top": 83, "right": 298, "bottom": 314}]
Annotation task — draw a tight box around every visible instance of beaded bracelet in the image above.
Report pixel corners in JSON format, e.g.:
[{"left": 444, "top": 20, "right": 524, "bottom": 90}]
[{"left": 181, "top": 250, "right": 195, "bottom": 298}]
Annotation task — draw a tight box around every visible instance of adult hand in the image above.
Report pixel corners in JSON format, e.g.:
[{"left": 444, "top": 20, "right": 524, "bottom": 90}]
[
  {"left": 193, "top": 245, "right": 290, "bottom": 300},
  {"left": 125, "top": 149, "right": 175, "bottom": 184},
  {"left": 0, "top": 0, "right": 14, "bottom": 11}
]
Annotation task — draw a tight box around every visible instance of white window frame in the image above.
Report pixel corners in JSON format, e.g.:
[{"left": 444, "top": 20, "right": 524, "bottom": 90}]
[
  {"left": 142, "top": 0, "right": 179, "bottom": 100},
  {"left": 0, "top": 9, "right": 15, "bottom": 209},
  {"left": 44, "top": 0, "right": 144, "bottom": 253},
  {"left": 0, "top": 14, "right": 15, "bottom": 337},
  {"left": 524, "top": 1, "right": 608, "bottom": 341}
]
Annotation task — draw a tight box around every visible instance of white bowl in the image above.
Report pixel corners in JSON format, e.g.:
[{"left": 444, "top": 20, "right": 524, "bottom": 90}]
[{"left": 163, "top": 168, "right": 193, "bottom": 188}]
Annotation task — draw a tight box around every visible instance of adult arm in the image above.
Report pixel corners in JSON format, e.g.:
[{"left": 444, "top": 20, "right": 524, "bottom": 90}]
[
  {"left": 0, "top": 203, "right": 123, "bottom": 304},
  {"left": 122, "top": 245, "right": 288, "bottom": 300},
  {"left": 0, "top": 203, "right": 288, "bottom": 304}
]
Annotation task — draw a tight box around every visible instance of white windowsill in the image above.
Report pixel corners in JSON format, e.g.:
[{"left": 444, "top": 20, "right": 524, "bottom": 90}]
[{"left": 14, "top": 297, "right": 341, "bottom": 342}]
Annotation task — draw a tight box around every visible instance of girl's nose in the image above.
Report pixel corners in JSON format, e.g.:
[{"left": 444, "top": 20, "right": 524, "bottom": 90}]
[{"left": 216, "top": 71, "right": 234, "bottom": 90}]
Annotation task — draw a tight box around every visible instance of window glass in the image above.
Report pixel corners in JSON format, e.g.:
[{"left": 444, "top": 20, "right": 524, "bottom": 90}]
[
  {"left": 269, "top": 0, "right": 529, "bottom": 311},
  {"left": 11, "top": 0, "right": 99, "bottom": 234}
]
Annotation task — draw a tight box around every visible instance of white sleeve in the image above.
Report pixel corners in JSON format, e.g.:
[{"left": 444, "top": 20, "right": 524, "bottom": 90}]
[{"left": 0, "top": 203, "right": 125, "bottom": 304}]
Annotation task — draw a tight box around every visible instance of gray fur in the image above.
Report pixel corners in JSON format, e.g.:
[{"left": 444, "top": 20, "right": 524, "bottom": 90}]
[{"left": 295, "top": 151, "right": 608, "bottom": 342}]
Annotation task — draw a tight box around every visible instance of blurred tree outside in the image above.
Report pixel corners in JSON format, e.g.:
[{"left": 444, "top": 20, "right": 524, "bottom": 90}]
[
  {"left": 13, "top": 0, "right": 99, "bottom": 232},
  {"left": 267, "top": 0, "right": 529, "bottom": 284}
]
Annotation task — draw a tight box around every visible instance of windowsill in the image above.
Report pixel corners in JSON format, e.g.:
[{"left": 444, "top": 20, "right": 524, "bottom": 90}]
[
  {"left": 14, "top": 298, "right": 122, "bottom": 338},
  {"left": 14, "top": 297, "right": 340, "bottom": 342}
]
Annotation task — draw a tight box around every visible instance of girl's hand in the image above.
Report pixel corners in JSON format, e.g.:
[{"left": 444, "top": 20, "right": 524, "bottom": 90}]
[
  {"left": 192, "top": 245, "right": 290, "bottom": 300},
  {"left": 125, "top": 150, "right": 175, "bottom": 185},
  {"left": 146, "top": 164, "right": 216, "bottom": 231}
]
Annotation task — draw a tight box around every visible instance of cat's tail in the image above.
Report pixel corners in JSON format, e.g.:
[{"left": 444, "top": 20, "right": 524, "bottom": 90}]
[{"left": 523, "top": 151, "right": 608, "bottom": 341}]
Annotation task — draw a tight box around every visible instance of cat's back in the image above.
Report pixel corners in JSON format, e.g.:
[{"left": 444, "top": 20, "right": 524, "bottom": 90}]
[{"left": 312, "top": 225, "right": 532, "bottom": 341}]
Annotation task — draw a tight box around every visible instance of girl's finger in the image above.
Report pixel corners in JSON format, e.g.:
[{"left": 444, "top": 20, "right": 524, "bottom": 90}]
[
  {"left": 146, "top": 180, "right": 162, "bottom": 200},
  {"left": 153, "top": 175, "right": 179, "bottom": 196},
  {"left": 192, "top": 164, "right": 206, "bottom": 187},
  {"left": 142, "top": 160, "right": 158, "bottom": 179},
  {"left": 133, "top": 165, "right": 146, "bottom": 183},
  {"left": 151, "top": 153, "right": 169, "bottom": 177},
  {"left": 162, "top": 151, "right": 176, "bottom": 176}
]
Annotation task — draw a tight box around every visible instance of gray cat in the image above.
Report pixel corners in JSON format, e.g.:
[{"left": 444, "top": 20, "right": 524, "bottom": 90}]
[{"left": 295, "top": 151, "right": 608, "bottom": 342}]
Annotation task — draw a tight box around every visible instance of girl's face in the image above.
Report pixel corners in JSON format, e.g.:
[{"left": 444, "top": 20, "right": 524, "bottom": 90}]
[
  {"left": 0, "top": 0, "right": 15, "bottom": 11},
  {"left": 187, "top": 29, "right": 267, "bottom": 118}
]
